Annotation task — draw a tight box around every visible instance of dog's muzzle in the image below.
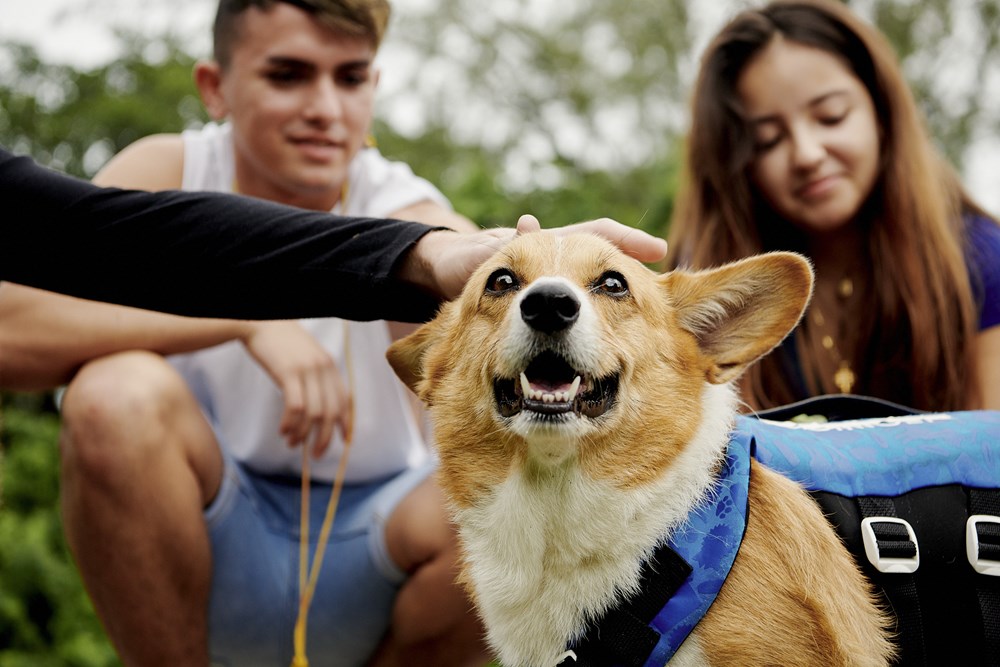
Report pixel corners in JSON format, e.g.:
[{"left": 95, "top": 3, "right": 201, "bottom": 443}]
[{"left": 494, "top": 282, "right": 619, "bottom": 419}]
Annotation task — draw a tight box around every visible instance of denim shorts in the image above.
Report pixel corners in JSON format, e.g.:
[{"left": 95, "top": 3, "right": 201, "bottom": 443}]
[{"left": 204, "top": 452, "right": 435, "bottom": 667}]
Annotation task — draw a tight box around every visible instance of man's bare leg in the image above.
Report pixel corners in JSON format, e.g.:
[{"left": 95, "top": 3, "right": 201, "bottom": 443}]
[
  {"left": 367, "top": 477, "right": 492, "bottom": 667},
  {"left": 60, "top": 351, "right": 223, "bottom": 667}
]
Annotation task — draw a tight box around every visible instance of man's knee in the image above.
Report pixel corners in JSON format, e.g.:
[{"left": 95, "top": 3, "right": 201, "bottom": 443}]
[
  {"left": 385, "top": 477, "right": 457, "bottom": 572},
  {"left": 60, "top": 350, "right": 197, "bottom": 476}
]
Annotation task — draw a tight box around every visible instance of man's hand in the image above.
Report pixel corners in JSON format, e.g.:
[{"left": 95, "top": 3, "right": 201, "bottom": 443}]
[
  {"left": 521, "top": 215, "right": 668, "bottom": 263},
  {"left": 239, "top": 321, "right": 353, "bottom": 456},
  {"left": 405, "top": 214, "right": 668, "bottom": 300}
]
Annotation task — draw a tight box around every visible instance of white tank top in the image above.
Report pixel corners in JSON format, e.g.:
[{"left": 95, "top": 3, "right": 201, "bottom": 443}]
[{"left": 170, "top": 122, "right": 449, "bottom": 482}]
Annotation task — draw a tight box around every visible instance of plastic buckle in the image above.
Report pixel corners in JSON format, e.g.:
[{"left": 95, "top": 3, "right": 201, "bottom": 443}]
[
  {"left": 860, "top": 517, "right": 920, "bottom": 574},
  {"left": 966, "top": 515, "right": 1000, "bottom": 576}
]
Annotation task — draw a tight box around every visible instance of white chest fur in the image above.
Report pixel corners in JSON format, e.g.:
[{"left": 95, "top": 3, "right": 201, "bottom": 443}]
[{"left": 455, "top": 385, "right": 737, "bottom": 667}]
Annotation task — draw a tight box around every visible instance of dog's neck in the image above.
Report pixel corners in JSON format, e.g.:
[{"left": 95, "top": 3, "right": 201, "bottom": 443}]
[{"left": 455, "top": 383, "right": 740, "bottom": 667}]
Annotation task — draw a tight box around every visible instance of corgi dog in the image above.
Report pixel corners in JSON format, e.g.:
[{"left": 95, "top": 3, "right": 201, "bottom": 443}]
[{"left": 388, "top": 233, "right": 893, "bottom": 667}]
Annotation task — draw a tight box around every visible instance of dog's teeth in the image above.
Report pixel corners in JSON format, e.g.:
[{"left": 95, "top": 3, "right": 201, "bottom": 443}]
[
  {"left": 567, "top": 376, "right": 581, "bottom": 403},
  {"left": 519, "top": 373, "right": 583, "bottom": 404},
  {"left": 520, "top": 372, "right": 532, "bottom": 399}
]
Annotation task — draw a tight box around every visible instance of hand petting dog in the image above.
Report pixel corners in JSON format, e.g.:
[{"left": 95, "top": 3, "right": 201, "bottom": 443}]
[{"left": 401, "top": 214, "right": 668, "bottom": 301}]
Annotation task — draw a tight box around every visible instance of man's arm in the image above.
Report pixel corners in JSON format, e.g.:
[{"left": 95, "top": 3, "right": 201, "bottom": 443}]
[
  {"left": 2, "top": 148, "right": 667, "bottom": 320},
  {"left": 0, "top": 283, "right": 256, "bottom": 390},
  {"left": 1, "top": 147, "right": 441, "bottom": 321},
  {"left": 2, "top": 138, "right": 285, "bottom": 390},
  {"left": 391, "top": 200, "right": 480, "bottom": 234},
  {"left": 90, "top": 133, "right": 186, "bottom": 190}
]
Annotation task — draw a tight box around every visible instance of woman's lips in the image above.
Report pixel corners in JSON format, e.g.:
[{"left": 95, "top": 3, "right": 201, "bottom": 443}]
[{"left": 796, "top": 174, "right": 840, "bottom": 200}]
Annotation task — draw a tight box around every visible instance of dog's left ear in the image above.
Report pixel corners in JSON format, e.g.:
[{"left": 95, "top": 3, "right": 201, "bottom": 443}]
[
  {"left": 664, "top": 252, "right": 813, "bottom": 384},
  {"left": 386, "top": 315, "right": 446, "bottom": 399}
]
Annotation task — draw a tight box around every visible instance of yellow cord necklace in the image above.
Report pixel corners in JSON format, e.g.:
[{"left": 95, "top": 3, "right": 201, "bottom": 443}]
[{"left": 291, "top": 322, "right": 354, "bottom": 667}]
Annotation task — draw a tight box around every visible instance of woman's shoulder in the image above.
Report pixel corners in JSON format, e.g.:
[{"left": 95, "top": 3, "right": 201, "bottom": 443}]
[
  {"left": 966, "top": 211, "right": 1000, "bottom": 240},
  {"left": 965, "top": 212, "right": 1000, "bottom": 269},
  {"left": 964, "top": 212, "right": 1000, "bottom": 329}
]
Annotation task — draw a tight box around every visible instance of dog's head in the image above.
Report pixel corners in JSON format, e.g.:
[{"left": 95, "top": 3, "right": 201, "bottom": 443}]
[{"left": 388, "top": 233, "right": 812, "bottom": 506}]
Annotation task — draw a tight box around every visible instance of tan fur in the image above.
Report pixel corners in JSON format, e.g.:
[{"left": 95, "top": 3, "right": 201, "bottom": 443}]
[
  {"left": 388, "top": 233, "right": 893, "bottom": 666},
  {"left": 699, "top": 466, "right": 893, "bottom": 665}
]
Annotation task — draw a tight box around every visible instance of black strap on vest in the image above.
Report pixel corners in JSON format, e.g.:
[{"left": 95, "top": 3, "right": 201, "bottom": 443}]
[
  {"left": 856, "top": 496, "right": 928, "bottom": 664},
  {"left": 968, "top": 488, "right": 1000, "bottom": 666},
  {"left": 558, "top": 542, "right": 692, "bottom": 667}
]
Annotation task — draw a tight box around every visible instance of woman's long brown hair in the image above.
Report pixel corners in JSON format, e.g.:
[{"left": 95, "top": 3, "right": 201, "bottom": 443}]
[{"left": 667, "top": 0, "right": 994, "bottom": 411}]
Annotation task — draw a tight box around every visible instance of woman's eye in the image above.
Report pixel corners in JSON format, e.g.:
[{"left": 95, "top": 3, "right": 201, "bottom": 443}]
[
  {"left": 753, "top": 132, "right": 782, "bottom": 154},
  {"left": 594, "top": 272, "right": 628, "bottom": 296},
  {"left": 819, "top": 112, "right": 847, "bottom": 126},
  {"left": 486, "top": 269, "right": 519, "bottom": 294}
]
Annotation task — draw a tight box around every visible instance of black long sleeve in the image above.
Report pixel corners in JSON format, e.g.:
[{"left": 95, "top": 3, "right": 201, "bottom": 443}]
[{"left": 1, "top": 148, "right": 444, "bottom": 321}]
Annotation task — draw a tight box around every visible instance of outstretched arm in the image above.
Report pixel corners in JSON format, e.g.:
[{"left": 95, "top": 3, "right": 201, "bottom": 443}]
[
  {"left": 2, "top": 149, "right": 667, "bottom": 319},
  {"left": 1, "top": 147, "right": 441, "bottom": 321}
]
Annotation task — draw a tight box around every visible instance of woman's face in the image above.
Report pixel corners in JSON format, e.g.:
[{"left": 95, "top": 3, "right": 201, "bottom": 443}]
[{"left": 737, "top": 36, "right": 881, "bottom": 234}]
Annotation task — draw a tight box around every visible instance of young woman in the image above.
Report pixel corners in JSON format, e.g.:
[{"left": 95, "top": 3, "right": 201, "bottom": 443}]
[{"left": 667, "top": 0, "right": 1000, "bottom": 412}]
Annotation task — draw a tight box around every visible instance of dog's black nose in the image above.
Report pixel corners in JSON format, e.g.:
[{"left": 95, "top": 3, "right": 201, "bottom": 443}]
[{"left": 521, "top": 284, "right": 580, "bottom": 334}]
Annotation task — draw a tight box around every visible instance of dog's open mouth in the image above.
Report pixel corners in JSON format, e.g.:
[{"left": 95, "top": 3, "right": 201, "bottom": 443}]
[{"left": 493, "top": 350, "right": 619, "bottom": 419}]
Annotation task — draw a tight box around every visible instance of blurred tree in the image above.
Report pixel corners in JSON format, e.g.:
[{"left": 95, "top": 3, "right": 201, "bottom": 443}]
[
  {"left": 0, "top": 395, "right": 119, "bottom": 667},
  {"left": 375, "top": 0, "right": 1000, "bottom": 220},
  {"left": 0, "top": 35, "right": 206, "bottom": 180},
  {"left": 377, "top": 0, "right": 693, "bottom": 234},
  {"left": 866, "top": 0, "right": 1000, "bottom": 169}
]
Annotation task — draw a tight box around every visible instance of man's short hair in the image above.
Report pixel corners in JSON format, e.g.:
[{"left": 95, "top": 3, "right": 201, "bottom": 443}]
[{"left": 213, "top": 0, "right": 391, "bottom": 68}]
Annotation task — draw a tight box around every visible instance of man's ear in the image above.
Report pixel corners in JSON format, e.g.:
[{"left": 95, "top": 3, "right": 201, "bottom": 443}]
[
  {"left": 194, "top": 60, "right": 228, "bottom": 120},
  {"left": 664, "top": 252, "right": 813, "bottom": 385}
]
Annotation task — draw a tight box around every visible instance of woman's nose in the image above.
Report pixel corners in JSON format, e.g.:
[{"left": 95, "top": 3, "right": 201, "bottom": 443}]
[{"left": 789, "top": 125, "right": 825, "bottom": 169}]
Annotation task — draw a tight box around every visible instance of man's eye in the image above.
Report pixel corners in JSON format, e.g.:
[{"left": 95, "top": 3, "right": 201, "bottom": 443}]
[
  {"left": 338, "top": 69, "right": 370, "bottom": 87},
  {"left": 485, "top": 269, "right": 519, "bottom": 294},
  {"left": 593, "top": 272, "right": 628, "bottom": 296},
  {"left": 266, "top": 70, "right": 304, "bottom": 84}
]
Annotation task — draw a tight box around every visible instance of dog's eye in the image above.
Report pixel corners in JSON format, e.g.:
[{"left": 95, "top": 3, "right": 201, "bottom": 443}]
[
  {"left": 486, "top": 269, "right": 519, "bottom": 294},
  {"left": 593, "top": 271, "right": 629, "bottom": 296}
]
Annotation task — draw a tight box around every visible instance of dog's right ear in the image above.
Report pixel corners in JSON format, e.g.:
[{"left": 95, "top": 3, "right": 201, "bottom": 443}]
[
  {"left": 386, "top": 317, "right": 446, "bottom": 398},
  {"left": 664, "top": 252, "right": 813, "bottom": 385}
]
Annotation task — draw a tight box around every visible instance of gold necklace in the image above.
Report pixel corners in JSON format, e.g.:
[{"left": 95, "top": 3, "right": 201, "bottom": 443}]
[{"left": 810, "top": 276, "right": 857, "bottom": 394}]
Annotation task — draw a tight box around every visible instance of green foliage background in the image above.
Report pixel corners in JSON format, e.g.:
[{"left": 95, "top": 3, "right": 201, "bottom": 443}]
[{"left": 1, "top": 0, "right": 999, "bottom": 663}]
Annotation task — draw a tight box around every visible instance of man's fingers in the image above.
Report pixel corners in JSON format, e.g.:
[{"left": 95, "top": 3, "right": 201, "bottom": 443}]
[
  {"left": 280, "top": 379, "right": 306, "bottom": 446},
  {"left": 516, "top": 214, "right": 542, "bottom": 235},
  {"left": 554, "top": 217, "right": 668, "bottom": 263}
]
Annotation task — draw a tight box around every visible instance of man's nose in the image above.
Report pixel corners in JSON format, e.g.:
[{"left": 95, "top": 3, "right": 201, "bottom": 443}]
[{"left": 304, "top": 79, "right": 342, "bottom": 123}]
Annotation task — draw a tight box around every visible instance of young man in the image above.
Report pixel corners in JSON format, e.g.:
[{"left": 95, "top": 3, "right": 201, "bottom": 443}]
[{"left": 34, "top": 1, "right": 486, "bottom": 665}]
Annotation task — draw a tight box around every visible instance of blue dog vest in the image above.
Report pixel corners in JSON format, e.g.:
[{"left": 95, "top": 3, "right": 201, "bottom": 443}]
[{"left": 563, "top": 407, "right": 1000, "bottom": 667}]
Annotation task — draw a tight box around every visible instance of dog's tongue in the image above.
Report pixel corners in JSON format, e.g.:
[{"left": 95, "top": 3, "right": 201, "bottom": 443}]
[{"left": 520, "top": 373, "right": 582, "bottom": 404}]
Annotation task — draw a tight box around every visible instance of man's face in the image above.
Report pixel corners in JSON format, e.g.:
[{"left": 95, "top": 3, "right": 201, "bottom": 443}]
[{"left": 207, "top": 3, "right": 378, "bottom": 210}]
